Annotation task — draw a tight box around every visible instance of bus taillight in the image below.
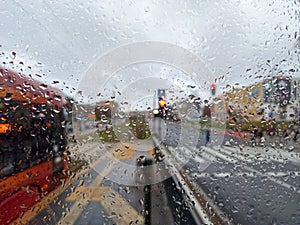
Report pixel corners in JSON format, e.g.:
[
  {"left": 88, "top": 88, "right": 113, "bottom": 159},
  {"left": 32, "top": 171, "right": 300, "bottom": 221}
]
[{"left": 0, "top": 123, "right": 11, "bottom": 133}]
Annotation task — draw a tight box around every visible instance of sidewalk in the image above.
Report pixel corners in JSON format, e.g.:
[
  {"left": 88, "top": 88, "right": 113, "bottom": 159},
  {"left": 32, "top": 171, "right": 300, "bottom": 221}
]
[{"left": 224, "top": 130, "right": 300, "bottom": 153}]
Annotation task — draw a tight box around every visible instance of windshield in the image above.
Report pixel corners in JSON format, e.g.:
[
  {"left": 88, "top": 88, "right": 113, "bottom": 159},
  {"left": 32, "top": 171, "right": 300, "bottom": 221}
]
[{"left": 0, "top": 1, "right": 299, "bottom": 225}]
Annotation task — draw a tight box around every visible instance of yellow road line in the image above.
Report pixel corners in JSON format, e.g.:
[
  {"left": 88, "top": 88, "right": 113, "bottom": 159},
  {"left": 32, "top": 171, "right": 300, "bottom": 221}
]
[
  {"left": 113, "top": 143, "right": 137, "bottom": 160},
  {"left": 148, "top": 145, "right": 155, "bottom": 160},
  {"left": 12, "top": 144, "right": 116, "bottom": 225},
  {"left": 12, "top": 142, "right": 147, "bottom": 225},
  {"left": 11, "top": 166, "right": 92, "bottom": 225},
  {"left": 66, "top": 186, "right": 144, "bottom": 225},
  {"left": 58, "top": 155, "right": 116, "bottom": 225}
]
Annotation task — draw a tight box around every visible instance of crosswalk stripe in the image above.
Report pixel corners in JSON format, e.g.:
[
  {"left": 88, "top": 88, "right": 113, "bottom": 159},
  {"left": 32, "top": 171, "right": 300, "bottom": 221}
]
[
  {"left": 222, "top": 146, "right": 284, "bottom": 163},
  {"left": 192, "top": 145, "right": 300, "bottom": 194},
  {"left": 191, "top": 171, "right": 300, "bottom": 178},
  {"left": 201, "top": 146, "right": 238, "bottom": 164},
  {"left": 223, "top": 145, "right": 299, "bottom": 164},
  {"left": 244, "top": 165, "right": 300, "bottom": 194},
  {"left": 217, "top": 146, "right": 262, "bottom": 163}
]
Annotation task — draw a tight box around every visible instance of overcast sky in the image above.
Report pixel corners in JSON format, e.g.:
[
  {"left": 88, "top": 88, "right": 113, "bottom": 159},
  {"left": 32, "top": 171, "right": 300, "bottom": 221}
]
[{"left": 0, "top": 0, "right": 299, "bottom": 105}]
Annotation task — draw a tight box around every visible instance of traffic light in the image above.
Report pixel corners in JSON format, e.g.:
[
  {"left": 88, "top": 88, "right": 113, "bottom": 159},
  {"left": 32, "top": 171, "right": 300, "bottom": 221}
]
[
  {"left": 158, "top": 97, "right": 167, "bottom": 108},
  {"left": 211, "top": 83, "right": 216, "bottom": 96},
  {"left": 158, "top": 97, "right": 167, "bottom": 118}
]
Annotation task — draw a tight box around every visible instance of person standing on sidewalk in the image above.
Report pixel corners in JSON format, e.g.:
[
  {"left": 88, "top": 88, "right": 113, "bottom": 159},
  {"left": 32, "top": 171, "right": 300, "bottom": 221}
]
[
  {"left": 203, "top": 100, "right": 211, "bottom": 146},
  {"left": 205, "top": 129, "right": 210, "bottom": 146}
]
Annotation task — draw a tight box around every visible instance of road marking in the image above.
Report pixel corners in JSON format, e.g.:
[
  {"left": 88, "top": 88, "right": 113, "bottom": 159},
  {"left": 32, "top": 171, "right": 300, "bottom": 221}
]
[
  {"left": 66, "top": 186, "right": 144, "bottom": 225},
  {"left": 148, "top": 145, "right": 155, "bottom": 160},
  {"left": 217, "top": 146, "right": 259, "bottom": 163},
  {"left": 12, "top": 142, "right": 118, "bottom": 225},
  {"left": 61, "top": 142, "right": 146, "bottom": 225},
  {"left": 165, "top": 145, "right": 192, "bottom": 166},
  {"left": 112, "top": 143, "right": 137, "bottom": 160},
  {"left": 243, "top": 165, "right": 300, "bottom": 194},
  {"left": 229, "top": 145, "right": 298, "bottom": 163},
  {"left": 58, "top": 153, "right": 117, "bottom": 225},
  {"left": 59, "top": 142, "right": 150, "bottom": 224},
  {"left": 195, "top": 146, "right": 300, "bottom": 194},
  {"left": 11, "top": 163, "right": 94, "bottom": 225},
  {"left": 11, "top": 142, "right": 110, "bottom": 224},
  {"left": 222, "top": 146, "right": 288, "bottom": 164},
  {"left": 202, "top": 146, "right": 238, "bottom": 164},
  {"left": 11, "top": 181, "right": 72, "bottom": 225},
  {"left": 69, "top": 141, "right": 107, "bottom": 170},
  {"left": 191, "top": 171, "right": 300, "bottom": 178}
]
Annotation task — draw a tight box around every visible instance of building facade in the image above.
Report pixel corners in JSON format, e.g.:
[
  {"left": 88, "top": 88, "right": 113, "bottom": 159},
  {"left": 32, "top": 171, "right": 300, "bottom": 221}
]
[{"left": 212, "top": 76, "right": 300, "bottom": 122}]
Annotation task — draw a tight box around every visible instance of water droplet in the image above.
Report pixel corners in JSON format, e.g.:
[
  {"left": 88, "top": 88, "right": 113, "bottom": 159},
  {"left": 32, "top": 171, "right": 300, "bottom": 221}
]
[
  {"left": 10, "top": 51, "right": 16, "bottom": 59},
  {"left": 39, "top": 84, "right": 48, "bottom": 90}
]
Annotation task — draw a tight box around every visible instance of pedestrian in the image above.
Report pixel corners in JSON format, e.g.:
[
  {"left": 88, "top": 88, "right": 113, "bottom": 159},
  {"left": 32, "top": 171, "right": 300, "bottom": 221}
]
[
  {"left": 250, "top": 126, "right": 256, "bottom": 145},
  {"left": 205, "top": 129, "right": 210, "bottom": 146},
  {"left": 256, "top": 127, "right": 263, "bottom": 145},
  {"left": 252, "top": 126, "right": 263, "bottom": 146},
  {"left": 294, "top": 128, "right": 299, "bottom": 142}
]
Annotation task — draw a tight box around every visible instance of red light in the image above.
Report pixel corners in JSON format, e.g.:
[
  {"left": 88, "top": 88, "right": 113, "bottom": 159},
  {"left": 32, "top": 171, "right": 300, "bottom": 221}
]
[{"left": 211, "top": 84, "right": 216, "bottom": 95}]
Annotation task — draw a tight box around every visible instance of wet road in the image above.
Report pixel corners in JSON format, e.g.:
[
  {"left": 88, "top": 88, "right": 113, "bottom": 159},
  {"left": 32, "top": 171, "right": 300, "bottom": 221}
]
[
  {"left": 15, "top": 133, "right": 197, "bottom": 225},
  {"left": 163, "top": 121, "right": 300, "bottom": 225},
  {"left": 12, "top": 121, "right": 300, "bottom": 225}
]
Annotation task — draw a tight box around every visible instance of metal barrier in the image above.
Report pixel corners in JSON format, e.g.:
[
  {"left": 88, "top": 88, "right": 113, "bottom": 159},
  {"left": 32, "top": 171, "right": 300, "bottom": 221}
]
[{"left": 137, "top": 155, "right": 153, "bottom": 225}]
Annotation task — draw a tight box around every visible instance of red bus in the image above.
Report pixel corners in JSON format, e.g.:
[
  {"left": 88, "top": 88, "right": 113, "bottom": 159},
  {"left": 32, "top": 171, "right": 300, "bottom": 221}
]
[{"left": 0, "top": 67, "right": 69, "bottom": 224}]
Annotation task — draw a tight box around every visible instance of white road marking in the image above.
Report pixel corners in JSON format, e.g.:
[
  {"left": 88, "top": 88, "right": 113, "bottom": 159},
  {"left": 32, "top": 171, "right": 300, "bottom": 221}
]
[
  {"left": 191, "top": 171, "right": 300, "bottom": 178},
  {"left": 202, "top": 146, "right": 238, "bottom": 164},
  {"left": 222, "top": 145, "right": 297, "bottom": 164},
  {"left": 192, "top": 146, "right": 300, "bottom": 194},
  {"left": 217, "top": 146, "right": 266, "bottom": 163}
]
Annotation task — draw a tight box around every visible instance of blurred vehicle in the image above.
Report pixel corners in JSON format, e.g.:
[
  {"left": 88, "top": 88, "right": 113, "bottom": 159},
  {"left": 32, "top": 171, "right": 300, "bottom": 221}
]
[{"left": 0, "top": 67, "right": 70, "bottom": 224}]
